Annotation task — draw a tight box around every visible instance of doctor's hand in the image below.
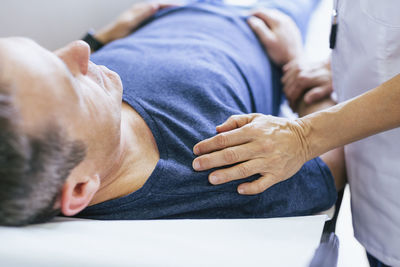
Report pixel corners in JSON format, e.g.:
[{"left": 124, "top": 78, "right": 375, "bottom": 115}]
[
  {"left": 192, "top": 114, "right": 310, "bottom": 195},
  {"left": 247, "top": 9, "right": 303, "bottom": 66},
  {"left": 282, "top": 58, "right": 333, "bottom": 110},
  {"left": 94, "top": 2, "right": 177, "bottom": 45}
]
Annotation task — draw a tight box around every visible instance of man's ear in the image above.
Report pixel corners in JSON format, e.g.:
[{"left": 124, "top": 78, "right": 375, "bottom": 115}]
[{"left": 60, "top": 174, "right": 100, "bottom": 216}]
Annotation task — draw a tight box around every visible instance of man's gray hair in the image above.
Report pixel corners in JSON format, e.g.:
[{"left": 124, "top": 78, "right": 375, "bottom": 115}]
[{"left": 0, "top": 88, "right": 86, "bottom": 226}]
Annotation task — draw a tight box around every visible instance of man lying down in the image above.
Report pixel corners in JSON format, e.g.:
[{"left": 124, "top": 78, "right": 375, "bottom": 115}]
[{"left": 0, "top": 0, "right": 345, "bottom": 226}]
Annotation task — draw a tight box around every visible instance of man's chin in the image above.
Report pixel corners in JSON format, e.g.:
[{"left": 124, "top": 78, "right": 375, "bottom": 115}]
[{"left": 108, "top": 68, "right": 124, "bottom": 95}]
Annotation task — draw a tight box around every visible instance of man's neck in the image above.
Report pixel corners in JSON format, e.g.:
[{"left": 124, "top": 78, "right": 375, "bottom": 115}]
[{"left": 89, "top": 102, "right": 159, "bottom": 206}]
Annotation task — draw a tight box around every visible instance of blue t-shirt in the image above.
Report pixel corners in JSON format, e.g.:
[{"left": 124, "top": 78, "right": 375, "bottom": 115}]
[{"left": 77, "top": 2, "right": 336, "bottom": 220}]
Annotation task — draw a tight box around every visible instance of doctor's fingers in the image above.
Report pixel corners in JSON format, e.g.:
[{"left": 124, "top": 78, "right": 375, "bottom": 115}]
[
  {"left": 282, "top": 60, "right": 299, "bottom": 73},
  {"left": 194, "top": 125, "right": 255, "bottom": 157},
  {"left": 216, "top": 113, "right": 256, "bottom": 133},
  {"left": 304, "top": 85, "right": 333, "bottom": 104},
  {"left": 283, "top": 67, "right": 321, "bottom": 93},
  {"left": 284, "top": 73, "right": 327, "bottom": 106},
  {"left": 208, "top": 158, "right": 267, "bottom": 186},
  {"left": 284, "top": 81, "right": 315, "bottom": 108},
  {"left": 282, "top": 62, "right": 301, "bottom": 84},
  {"left": 193, "top": 142, "right": 260, "bottom": 171},
  {"left": 237, "top": 173, "right": 280, "bottom": 195},
  {"left": 157, "top": 3, "right": 180, "bottom": 9},
  {"left": 282, "top": 63, "right": 308, "bottom": 95}
]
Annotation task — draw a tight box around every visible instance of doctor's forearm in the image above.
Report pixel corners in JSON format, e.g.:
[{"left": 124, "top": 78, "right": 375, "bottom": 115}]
[{"left": 299, "top": 73, "right": 400, "bottom": 160}]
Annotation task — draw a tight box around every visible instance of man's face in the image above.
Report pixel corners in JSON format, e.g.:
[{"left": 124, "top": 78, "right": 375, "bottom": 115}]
[{"left": 0, "top": 37, "right": 124, "bottom": 167}]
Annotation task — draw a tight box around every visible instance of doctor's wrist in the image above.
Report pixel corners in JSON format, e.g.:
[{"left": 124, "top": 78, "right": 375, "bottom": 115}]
[{"left": 294, "top": 117, "right": 314, "bottom": 162}]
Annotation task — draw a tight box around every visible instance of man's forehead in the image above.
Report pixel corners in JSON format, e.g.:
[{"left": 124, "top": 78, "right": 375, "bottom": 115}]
[
  {"left": 0, "top": 37, "right": 78, "bottom": 130},
  {"left": 0, "top": 38, "right": 69, "bottom": 91},
  {"left": 0, "top": 37, "right": 39, "bottom": 60},
  {"left": 0, "top": 38, "right": 36, "bottom": 84},
  {"left": 0, "top": 38, "right": 11, "bottom": 87},
  {"left": 0, "top": 38, "right": 51, "bottom": 72},
  {"left": 0, "top": 37, "right": 39, "bottom": 49}
]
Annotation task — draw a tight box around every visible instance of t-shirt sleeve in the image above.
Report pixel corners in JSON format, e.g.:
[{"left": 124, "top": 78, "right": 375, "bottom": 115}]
[{"left": 254, "top": 157, "right": 337, "bottom": 217}]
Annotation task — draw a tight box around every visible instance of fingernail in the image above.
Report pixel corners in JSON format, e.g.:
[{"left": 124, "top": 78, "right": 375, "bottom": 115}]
[
  {"left": 193, "top": 160, "right": 201, "bottom": 170},
  {"left": 209, "top": 174, "right": 220, "bottom": 184},
  {"left": 194, "top": 146, "right": 200, "bottom": 155},
  {"left": 238, "top": 187, "right": 245, "bottom": 194}
]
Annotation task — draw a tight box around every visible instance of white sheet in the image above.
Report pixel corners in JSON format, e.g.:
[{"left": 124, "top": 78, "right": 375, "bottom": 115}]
[{"left": 0, "top": 215, "right": 327, "bottom": 267}]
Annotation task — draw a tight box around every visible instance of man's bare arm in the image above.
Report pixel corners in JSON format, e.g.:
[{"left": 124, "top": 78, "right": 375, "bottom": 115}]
[{"left": 93, "top": 3, "right": 177, "bottom": 46}]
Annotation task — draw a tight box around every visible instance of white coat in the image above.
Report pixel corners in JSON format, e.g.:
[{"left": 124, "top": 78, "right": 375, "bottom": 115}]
[{"left": 331, "top": 0, "right": 400, "bottom": 265}]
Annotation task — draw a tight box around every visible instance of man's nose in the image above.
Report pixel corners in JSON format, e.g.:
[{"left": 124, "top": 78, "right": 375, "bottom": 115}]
[{"left": 55, "top": 40, "right": 90, "bottom": 76}]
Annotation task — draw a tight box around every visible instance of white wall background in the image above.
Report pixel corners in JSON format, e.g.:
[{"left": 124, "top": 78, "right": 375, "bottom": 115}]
[{"left": 0, "top": 0, "right": 141, "bottom": 50}]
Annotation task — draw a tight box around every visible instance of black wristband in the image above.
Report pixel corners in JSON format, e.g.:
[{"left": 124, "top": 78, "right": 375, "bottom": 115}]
[{"left": 82, "top": 31, "right": 104, "bottom": 52}]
